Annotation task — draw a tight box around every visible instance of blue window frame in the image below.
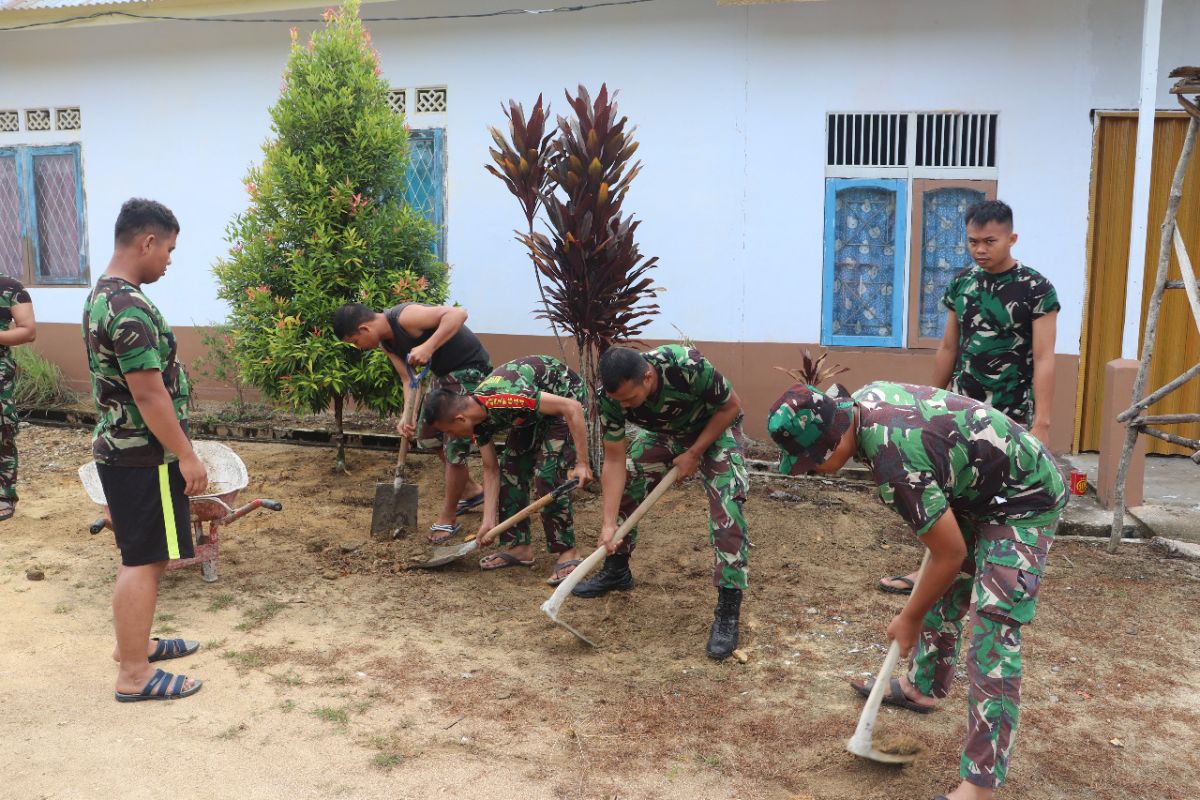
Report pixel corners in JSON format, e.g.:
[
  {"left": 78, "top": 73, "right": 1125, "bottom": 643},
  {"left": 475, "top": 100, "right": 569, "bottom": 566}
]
[
  {"left": 405, "top": 128, "right": 446, "bottom": 262},
  {"left": 0, "top": 143, "right": 88, "bottom": 286},
  {"left": 821, "top": 178, "right": 907, "bottom": 347}
]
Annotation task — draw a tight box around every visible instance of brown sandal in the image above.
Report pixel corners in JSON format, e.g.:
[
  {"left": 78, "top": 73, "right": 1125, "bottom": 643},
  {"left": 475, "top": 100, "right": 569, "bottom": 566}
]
[{"left": 546, "top": 559, "right": 582, "bottom": 586}]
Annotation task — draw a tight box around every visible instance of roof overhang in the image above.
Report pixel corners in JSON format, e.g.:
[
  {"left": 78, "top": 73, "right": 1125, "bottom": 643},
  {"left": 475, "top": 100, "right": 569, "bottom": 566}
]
[{"left": 0, "top": 0, "right": 393, "bottom": 30}]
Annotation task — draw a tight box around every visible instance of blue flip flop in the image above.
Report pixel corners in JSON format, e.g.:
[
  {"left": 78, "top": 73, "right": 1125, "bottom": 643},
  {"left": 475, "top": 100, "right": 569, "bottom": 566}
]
[
  {"left": 115, "top": 668, "right": 203, "bottom": 702},
  {"left": 148, "top": 638, "right": 200, "bottom": 663},
  {"left": 456, "top": 492, "right": 485, "bottom": 515}
]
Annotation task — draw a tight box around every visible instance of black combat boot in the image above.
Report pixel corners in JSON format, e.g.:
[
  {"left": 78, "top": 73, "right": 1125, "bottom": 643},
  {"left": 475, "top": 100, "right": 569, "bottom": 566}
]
[
  {"left": 706, "top": 587, "right": 742, "bottom": 660},
  {"left": 571, "top": 554, "right": 634, "bottom": 598}
]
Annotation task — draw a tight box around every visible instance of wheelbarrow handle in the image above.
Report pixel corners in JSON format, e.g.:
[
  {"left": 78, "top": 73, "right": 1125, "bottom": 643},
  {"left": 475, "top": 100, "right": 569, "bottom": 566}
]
[
  {"left": 479, "top": 478, "right": 580, "bottom": 546},
  {"left": 261, "top": 500, "right": 283, "bottom": 512},
  {"left": 89, "top": 516, "right": 108, "bottom": 535}
]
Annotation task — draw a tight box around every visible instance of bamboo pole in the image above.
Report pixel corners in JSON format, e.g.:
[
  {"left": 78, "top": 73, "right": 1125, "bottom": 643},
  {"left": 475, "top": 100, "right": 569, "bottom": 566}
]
[
  {"left": 1117, "top": 361, "right": 1200, "bottom": 422},
  {"left": 1132, "top": 413, "right": 1200, "bottom": 425},
  {"left": 1137, "top": 426, "right": 1200, "bottom": 450},
  {"left": 1174, "top": 228, "right": 1200, "bottom": 336},
  {"left": 1109, "top": 115, "right": 1198, "bottom": 553}
]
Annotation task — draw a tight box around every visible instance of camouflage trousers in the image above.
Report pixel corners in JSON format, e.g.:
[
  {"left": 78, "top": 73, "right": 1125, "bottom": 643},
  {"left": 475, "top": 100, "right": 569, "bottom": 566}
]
[
  {"left": 908, "top": 513, "right": 1059, "bottom": 789},
  {"left": 415, "top": 363, "right": 491, "bottom": 466},
  {"left": 496, "top": 416, "right": 578, "bottom": 552},
  {"left": 0, "top": 366, "right": 16, "bottom": 502},
  {"left": 614, "top": 423, "right": 749, "bottom": 589}
]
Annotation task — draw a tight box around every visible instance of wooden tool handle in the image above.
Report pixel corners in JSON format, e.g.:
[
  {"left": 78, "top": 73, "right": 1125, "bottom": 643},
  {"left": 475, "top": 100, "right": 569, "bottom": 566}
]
[
  {"left": 394, "top": 384, "right": 423, "bottom": 489},
  {"left": 608, "top": 466, "right": 679, "bottom": 550},
  {"left": 542, "top": 467, "right": 680, "bottom": 615},
  {"left": 847, "top": 549, "right": 931, "bottom": 754},
  {"left": 480, "top": 478, "right": 580, "bottom": 546}
]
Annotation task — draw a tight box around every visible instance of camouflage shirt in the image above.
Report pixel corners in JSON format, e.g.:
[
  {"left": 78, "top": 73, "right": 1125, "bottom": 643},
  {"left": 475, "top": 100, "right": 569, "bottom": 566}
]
[
  {"left": 83, "top": 276, "right": 190, "bottom": 466},
  {"left": 0, "top": 277, "right": 32, "bottom": 382},
  {"left": 471, "top": 355, "right": 584, "bottom": 448},
  {"left": 852, "top": 381, "right": 1066, "bottom": 536},
  {"left": 600, "top": 345, "right": 732, "bottom": 442},
  {"left": 943, "top": 263, "right": 1059, "bottom": 424}
]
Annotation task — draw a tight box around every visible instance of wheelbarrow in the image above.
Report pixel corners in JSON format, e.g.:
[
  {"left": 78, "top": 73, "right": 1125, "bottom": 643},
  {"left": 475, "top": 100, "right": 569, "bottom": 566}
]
[{"left": 79, "top": 441, "right": 283, "bottom": 583}]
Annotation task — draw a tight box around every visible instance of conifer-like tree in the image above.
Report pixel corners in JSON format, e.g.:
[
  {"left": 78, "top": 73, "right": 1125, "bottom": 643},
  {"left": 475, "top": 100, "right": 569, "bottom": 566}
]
[{"left": 215, "top": 0, "right": 445, "bottom": 470}]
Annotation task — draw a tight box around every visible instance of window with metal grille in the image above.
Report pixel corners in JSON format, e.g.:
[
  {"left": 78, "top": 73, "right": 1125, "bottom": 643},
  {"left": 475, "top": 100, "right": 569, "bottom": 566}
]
[
  {"left": 827, "top": 113, "right": 908, "bottom": 168},
  {"left": 405, "top": 129, "right": 446, "bottom": 261},
  {"left": 0, "top": 144, "right": 89, "bottom": 286},
  {"left": 826, "top": 111, "right": 997, "bottom": 170},
  {"left": 822, "top": 111, "right": 998, "bottom": 348}
]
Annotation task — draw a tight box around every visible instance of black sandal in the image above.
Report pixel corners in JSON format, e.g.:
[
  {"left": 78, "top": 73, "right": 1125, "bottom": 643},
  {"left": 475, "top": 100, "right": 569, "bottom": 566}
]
[{"left": 877, "top": 575, "right": 914, "bottom": 595}]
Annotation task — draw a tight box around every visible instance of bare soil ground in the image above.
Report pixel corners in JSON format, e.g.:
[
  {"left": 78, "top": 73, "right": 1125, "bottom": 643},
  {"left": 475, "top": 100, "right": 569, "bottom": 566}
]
[{"left": 2, "top": 423, "right": 1199, "bottom": 800}]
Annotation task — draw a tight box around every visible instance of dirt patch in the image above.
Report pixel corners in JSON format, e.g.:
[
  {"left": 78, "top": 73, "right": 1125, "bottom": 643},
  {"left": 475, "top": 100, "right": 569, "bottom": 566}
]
[{"left": 2, "top": 422, "right": 1199, "bottom": 799}]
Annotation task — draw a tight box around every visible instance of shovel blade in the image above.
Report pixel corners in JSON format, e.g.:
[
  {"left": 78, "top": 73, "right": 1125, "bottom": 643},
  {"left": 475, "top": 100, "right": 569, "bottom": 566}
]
[
  {"left": 370, "top": 481, "right": 418, "bottom": 538},
  {"left": 409, "top": 539, "right": 478, "bottom": 569}
]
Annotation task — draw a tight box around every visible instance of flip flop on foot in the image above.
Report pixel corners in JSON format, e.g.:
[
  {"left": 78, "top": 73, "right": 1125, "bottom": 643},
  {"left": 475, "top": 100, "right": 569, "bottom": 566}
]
[
  {"left": 148, "top": 638, "right": 200, "bottom": 663},
  {"left": 480, "top": 551, "right": 535, "bottom": 570},
  {"left": 877, "top": 575, "right": 915, "bottom": 595},
  {"left": 115, "top": 668, "right": 202, "bottom": 702},
  {"left": 546, "top": 558, "right": 582, "bottom": 586},
  {"left": 456, "top": 492, "right": 485, "bottom": 515},
  {"left": 427, "top": 523, "right": 462, "bottom": 545},
  {"left": 851, "top": 677, "right": 935, "bottom": 714}
]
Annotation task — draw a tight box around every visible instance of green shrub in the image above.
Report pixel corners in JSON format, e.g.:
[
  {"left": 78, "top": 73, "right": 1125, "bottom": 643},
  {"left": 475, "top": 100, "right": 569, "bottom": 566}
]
[{"left": 12, "top": 347, "right": 76, "bottom": 407}]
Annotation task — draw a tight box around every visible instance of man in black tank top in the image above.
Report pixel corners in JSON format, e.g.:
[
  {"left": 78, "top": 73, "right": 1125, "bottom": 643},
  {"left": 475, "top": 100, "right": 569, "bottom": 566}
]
[{"left": 334, "top": 302, "right": 493, "bottom": 543}]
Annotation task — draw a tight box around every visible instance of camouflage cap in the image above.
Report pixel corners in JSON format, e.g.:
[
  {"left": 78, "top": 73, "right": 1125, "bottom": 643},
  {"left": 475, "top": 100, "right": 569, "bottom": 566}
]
[{"left": 767, "top": 382, "right": 854, "bottom": 475}]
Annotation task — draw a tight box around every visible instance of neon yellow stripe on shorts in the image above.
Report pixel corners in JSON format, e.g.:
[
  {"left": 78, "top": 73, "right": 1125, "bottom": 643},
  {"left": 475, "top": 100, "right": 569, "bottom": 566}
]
[{"left": 158, "top": 463, "right": 180, "bottom": 560}]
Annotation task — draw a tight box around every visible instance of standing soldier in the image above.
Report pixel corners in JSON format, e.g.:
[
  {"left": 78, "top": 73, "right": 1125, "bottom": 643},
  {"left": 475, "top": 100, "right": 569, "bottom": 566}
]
[
  {"left": 423, "top": 355, "right": 592, "bottom": 585},
  {"left": 573, "top": 345, "right": 749, "bottom": 661},
  {"left": 84, "top": 198, "right": 208, "bottom": 701},
  {"left": 769, "top": 380, "right": 1067, "bottom": 800},
  {"left": 334, "top": 301, "right": 492, "bottom": 544},
  {"left": 880, "top": 199, "right": 1059, "bottom": 596},
  {"left": 0, "top": 275, "right": 36, "bottom": 521}
]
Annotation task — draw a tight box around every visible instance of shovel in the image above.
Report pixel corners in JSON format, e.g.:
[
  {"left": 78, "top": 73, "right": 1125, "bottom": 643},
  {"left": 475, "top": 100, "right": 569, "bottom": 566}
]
[
  {"left": 409, "top": 478, "right": 581, "bottom": 569},
  {"left": 370, "top": 363, "right": 427, "bottom": 539},
  {"left": 541, "top": 466, "right": 680, "bottom": 646},
  {"left": 847, "top": 549, "right": 932, "bottom": 765}
]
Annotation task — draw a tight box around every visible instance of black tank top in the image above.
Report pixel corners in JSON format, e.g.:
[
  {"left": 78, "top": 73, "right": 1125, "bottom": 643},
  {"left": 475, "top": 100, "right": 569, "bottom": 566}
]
[{"left": 382, "top": 303, "right": 490, "bottom": 376}]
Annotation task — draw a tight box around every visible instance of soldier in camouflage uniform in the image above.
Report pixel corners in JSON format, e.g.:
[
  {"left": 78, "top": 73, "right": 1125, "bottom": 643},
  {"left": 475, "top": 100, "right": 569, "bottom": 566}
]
[
  {"left": 881, "top": 200, "right": 1059, "bottom": 596},
  {"left": 422, "top": 355, "right": 592, "bottom": 584},
  {"left": 769, "top": 380, "right": 1066, "bottom": 799},
  {"left": 335, "top": 302, "right": 493, "bottom": 544},
  {"left": 84, "top": 199, "right": 208, "bottom": 702},
  {"left": 573, "top": 345, "right": 749, "bottom": 661},
  {"left": 0, "top": 276, "right": 35, "bottom": 521}
]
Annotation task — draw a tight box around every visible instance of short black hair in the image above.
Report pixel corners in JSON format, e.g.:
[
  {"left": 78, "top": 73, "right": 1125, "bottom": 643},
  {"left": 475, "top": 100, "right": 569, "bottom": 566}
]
[
  {"left": 964, "top": 199, "right": 1013, "bottom": 229},
  {"left": 114, "top": 198, "right": 179, "bottom": 245},
  {"left": 333, "top": 303, "right": 376, "bottom": 339},
  {"left": 422, "top": 389, "right": 471, "bottom": 424},
  {"left": 599, "top": 346, "right": 649, "bottom": 392}
]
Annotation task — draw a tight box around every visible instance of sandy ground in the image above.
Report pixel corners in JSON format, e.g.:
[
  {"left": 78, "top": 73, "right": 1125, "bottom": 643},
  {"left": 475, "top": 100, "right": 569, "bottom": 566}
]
[{"left": 2, "top": 422, "right": 1199, "bottom": 800}]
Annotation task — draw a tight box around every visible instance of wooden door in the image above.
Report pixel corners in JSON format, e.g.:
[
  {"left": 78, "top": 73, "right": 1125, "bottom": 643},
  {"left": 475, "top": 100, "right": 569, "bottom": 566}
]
[{"left": 1076, "top": 113, "right": 1200, "bottom": 454}]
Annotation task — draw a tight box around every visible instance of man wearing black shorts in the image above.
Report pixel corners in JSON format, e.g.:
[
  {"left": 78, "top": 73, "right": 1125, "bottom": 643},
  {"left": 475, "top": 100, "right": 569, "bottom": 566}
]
[{"left": 83, "top": 199, "right": 208, "bottom": 702}]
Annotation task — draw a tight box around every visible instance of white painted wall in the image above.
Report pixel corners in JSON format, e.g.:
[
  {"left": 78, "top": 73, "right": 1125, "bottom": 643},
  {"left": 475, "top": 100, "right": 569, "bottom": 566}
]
[{"left": 1, "top": 0, "right": 1196, "bottom": 354}]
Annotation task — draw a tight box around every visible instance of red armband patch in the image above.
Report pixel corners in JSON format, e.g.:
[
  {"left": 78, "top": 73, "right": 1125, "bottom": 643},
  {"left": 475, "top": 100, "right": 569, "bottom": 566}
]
[{"left": 479, "top": 393, "right": 537, "bottom": 411}]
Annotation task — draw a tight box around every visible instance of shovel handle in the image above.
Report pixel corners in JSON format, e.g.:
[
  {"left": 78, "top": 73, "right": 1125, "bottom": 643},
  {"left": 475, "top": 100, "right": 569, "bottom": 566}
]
[
  {"left": 847, "top": 549, "right": 931, "bottom": 754},
  {"left": 607, "top": 466, "right": 679, "bottom": 551},
  {"left": 479, "top": 478, "right": 580, "bottom": 546},
  {"left": 394, "top": 382, "right": 424, "bottom": 489}
]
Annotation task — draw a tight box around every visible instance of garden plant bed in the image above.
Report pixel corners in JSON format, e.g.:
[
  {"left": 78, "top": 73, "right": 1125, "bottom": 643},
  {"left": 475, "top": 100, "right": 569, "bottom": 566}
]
[{"left": 2, "top": 423, "right": 1198, "bottom": 799}]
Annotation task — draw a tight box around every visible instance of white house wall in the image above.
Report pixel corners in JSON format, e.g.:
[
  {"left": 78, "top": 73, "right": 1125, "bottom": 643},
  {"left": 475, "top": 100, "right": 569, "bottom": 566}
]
[{"left": 2, "top": 0, "right": 1198, "bottom": 354}]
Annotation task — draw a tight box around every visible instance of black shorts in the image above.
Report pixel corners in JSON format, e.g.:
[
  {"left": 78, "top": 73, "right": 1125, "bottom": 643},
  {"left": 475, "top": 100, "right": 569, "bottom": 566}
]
[{"left": 97, "top": 461, "right": 193, "bottom": 567}]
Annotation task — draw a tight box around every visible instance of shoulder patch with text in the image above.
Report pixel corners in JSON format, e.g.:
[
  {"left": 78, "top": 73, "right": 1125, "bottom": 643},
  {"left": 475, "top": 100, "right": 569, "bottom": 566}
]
[{"left": 479, "top": 393, "right": 537, "bottom": 411}]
